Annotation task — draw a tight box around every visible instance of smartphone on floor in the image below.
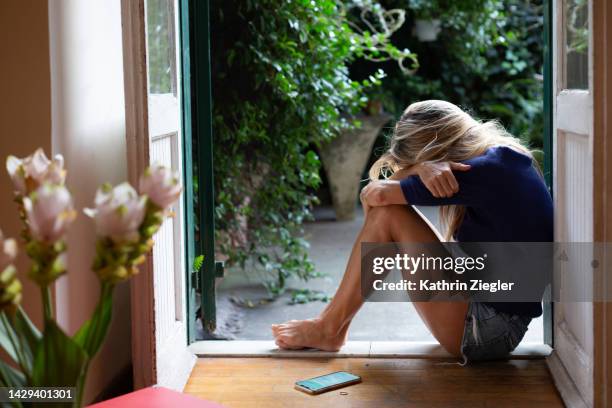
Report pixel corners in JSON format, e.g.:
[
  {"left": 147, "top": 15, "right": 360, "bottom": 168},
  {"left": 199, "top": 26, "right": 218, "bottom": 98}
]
[{"left": 294, "top": 371, "right": 361, "bottom": 395}]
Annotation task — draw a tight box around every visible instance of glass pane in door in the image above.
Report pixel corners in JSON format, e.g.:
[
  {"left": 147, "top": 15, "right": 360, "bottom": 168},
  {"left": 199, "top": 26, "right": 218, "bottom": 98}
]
[
  {"left": 147, "top": 0, "right": 177, "bottom": 95},
  {"left": 564, "top": 0, "right": 589, "bottom": 89}
]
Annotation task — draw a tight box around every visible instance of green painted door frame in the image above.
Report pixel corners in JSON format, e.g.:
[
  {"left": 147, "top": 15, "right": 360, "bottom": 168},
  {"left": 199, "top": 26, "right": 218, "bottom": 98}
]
[
  {"left": 542, "top": 0, "right": 554, "bottom": 347},
  {"left": 179, "top": 0, "right": 197, "bottom": 343},
  {"left": 179, "top": 0, "right": 219, "bottom": 342}
]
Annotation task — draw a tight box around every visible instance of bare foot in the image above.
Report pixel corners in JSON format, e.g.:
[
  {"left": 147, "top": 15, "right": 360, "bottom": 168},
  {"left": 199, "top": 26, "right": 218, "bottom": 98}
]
[{"left": 271, "top": 319, "right": 347, "bottom": 351}]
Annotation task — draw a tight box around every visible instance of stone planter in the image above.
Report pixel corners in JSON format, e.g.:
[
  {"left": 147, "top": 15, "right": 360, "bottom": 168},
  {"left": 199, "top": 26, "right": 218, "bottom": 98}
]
[
  {"left": 320, "top": 113, "right": 391, "bottom": 221},
  {"left": 413, "top": 19, "right": 442, "bottom": 42}
]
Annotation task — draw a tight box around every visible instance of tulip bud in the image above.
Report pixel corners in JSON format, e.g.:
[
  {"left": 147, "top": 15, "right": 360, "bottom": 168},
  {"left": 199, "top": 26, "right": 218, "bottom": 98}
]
[
  {"left": 139, "top": 165, "right": 182, "bottom": 210},
  {"left": 84, "top": 183, "right": 146, "bottom": 243},
  {"left": 6, "top": 148, "right": 66, "bottom": 196},
  {"left": 88, "top": 170, "right": 181, "bottom": 286},
  {"left": 23, "top": 184, "right": 76, "bottom": 243},
  {"left": 0, "top": 230, "right": 17, "bottom": 271}
]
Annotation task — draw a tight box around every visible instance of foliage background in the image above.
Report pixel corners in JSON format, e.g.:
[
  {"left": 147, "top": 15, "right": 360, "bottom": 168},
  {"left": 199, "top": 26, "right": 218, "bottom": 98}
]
[
  {"left": 209, "top": 0, "right": 414, "bottom": 294},
  {"left": 358, "top": 0, "right": 544, "bottom": 156}
]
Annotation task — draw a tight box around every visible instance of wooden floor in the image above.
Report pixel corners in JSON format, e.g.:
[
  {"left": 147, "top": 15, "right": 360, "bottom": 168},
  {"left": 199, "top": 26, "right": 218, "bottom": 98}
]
[{"left": 184, "top": 357, "right": 564, "bottom": 408}]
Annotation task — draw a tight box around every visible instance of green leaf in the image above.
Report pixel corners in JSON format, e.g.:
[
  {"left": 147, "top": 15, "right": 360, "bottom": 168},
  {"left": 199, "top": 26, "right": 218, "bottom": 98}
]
[
  {"left": 12, "top": 307, "right": 41, "bottom": 366},
  {"left": 0, "top": 314, "right": 20, "bottom": 365},
  {"left": 0, "top": 360, "right": 25, "bottom": 407},
  {"left": 0, "top": 308, "right": 41, "bottom": 382},
  {"left": 32, "top": 319, "right": 88, "bottom": 387},
  {"left": 14, "top": 307, "right": 41, "bottom": 344},
  {"left": 0, "top": 359, "right": 25, "bottom": 387},
  {"left": 193, "top": 255, "right": 204, "bottom": 273},
  {"left": 73, "top": 286, "right": 114, "bottom": 358}
]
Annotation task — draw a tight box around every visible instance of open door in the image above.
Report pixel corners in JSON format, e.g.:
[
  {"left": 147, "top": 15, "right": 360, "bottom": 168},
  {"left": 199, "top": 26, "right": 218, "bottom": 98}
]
[
  {"left": 181, "top": 0, "right": 222, "bottom": 337},
  {"left": 549, "top": 0, "right": 594, "bottom": 405},
  {"left": 123, "top": 0, "right": 196, "bottom": 390}
]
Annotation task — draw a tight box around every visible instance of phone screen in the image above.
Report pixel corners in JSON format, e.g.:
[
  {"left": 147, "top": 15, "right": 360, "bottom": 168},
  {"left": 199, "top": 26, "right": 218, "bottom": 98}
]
[{"left": 296, "top": 371, "right": 360, "bottom": 392}]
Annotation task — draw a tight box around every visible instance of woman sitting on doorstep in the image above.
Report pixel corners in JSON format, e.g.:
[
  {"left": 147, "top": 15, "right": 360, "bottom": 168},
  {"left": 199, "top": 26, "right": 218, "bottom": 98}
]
[{"left": 272, "top": 100, "right": 553, "bottom": 363}]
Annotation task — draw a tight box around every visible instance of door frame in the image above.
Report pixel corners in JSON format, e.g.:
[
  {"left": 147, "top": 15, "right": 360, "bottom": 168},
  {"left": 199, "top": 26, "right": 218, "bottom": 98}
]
[
  {"left": 188, "top": 0, "right": 556, "bottom": 349},
  {"left": 182, "top": 0, "right": 219, "bottom": 337},
  {"left": 546, "top": 0, "right": 612, "bottom": 406},
  {"left": 121, "top": 0, "right": 156, "bottom": 389},
  {"left": 189, "top": 0, "right": 554, "bottom": 359},
  {"left": 592, "top": 0, "right": 612, "bottom": 405},
  {"left": 123, "top": 0, "right": 198, "bottom": 389},
  {"left": 543, "top": 0, "right": 554, "bottom": 347}
]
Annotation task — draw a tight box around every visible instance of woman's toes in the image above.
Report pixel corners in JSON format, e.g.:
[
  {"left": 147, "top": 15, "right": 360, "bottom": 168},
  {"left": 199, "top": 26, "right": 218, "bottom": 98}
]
[
  {"left": 275, "top": 337, "right": 291, "bottom": 349},
  {"left": 276, "top": 338, "right": 302, "bottom": 350}
]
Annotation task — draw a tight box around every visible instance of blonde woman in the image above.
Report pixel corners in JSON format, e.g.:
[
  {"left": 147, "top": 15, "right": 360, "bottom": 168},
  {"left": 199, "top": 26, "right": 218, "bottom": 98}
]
[{"left": 272, "top": 100, "right": 553, "bottom": 362}]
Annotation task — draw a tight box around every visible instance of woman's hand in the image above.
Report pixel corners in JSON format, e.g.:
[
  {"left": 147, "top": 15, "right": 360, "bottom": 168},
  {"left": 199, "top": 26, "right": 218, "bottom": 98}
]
[
  {"left": 413, "top": 161, "right": 471, "bottom": 198},
  {"left": 360, "top": 180, "right": 404, "bottom": 216}
]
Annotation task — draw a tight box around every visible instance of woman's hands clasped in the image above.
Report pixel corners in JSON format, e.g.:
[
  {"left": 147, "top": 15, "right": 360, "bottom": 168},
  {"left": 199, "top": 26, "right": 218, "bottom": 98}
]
[{"left": 412, "top": 161, "right": 471, "bottom": 198}]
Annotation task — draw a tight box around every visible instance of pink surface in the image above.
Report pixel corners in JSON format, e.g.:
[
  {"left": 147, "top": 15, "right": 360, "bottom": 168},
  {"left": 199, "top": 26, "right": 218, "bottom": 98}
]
[{"left": 88, "top": 387, "right": 225, "bottom": 408}]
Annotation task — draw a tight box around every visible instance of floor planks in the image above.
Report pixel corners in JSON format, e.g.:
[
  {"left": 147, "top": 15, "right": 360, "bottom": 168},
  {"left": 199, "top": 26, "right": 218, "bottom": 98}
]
[{"left": 184, "top": 357, "right": 564, "bottom": 408}]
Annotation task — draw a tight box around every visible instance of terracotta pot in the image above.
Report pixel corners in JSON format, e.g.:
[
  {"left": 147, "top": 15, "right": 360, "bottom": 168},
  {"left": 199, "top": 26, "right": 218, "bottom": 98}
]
[{"left": 320, "top": 113, "right": 391, "bottom": 221}]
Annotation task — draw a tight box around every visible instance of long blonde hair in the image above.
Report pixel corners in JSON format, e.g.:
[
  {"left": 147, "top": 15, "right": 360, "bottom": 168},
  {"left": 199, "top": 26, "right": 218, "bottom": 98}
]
[{"left": 369, "top": 100, "right": 536, "bottom": 241}]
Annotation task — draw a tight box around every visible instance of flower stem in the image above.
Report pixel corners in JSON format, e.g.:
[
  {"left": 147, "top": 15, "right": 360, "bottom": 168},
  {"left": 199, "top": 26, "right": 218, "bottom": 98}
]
[
  {"left": 75, "top": 283, "right": 113, "bottom": 407},
  {"left": 75, "top": 362, "right": 89, "bottom": 408},
  {"left": 41, "top": 286, "right": 53, "bottom": 320}
]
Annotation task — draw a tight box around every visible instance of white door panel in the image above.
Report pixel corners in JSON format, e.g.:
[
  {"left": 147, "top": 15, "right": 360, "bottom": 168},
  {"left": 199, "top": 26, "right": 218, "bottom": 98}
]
[
  {"left": 145, "top": 0, "right": 194, "bottom": 390},
  {"left": 552, "top": 0, "right": 594, "bottom": 406},
  {"left": 556, "top": 91, "right": 591, "bottom": 134}
]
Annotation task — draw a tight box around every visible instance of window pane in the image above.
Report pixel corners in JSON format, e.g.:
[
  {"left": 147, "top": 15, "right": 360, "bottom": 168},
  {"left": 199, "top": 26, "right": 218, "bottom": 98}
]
[
  {"left": 565, "top": 0, "right": 588, "bottom": 89},
  {"left": 146, "top": 0, "right": 176, "bottom": 95}
]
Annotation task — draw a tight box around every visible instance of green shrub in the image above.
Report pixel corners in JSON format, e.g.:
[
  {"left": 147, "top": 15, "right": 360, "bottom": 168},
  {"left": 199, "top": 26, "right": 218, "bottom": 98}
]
[
  {"left": 358, "top": 0, "right": 544, "bottom": 148},
  {"left": 210, "top": 0, "right": 414, "bottom": 294}
]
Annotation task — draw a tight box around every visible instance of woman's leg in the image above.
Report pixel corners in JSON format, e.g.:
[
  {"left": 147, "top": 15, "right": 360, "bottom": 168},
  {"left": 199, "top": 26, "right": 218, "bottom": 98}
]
[{"left": 271, "top": 205, "right": 468, "bottom": 355}]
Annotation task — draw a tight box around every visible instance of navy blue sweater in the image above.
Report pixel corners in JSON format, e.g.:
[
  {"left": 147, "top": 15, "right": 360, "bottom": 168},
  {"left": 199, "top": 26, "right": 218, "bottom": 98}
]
[{"left": 400, "top": 146, "right": 553, "bottom": 317}]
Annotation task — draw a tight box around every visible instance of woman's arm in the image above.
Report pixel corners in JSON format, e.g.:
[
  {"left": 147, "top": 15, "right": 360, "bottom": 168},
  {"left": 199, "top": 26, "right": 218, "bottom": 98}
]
[{"left": 360, "top": 161, "right": 471, "bottom": 211}]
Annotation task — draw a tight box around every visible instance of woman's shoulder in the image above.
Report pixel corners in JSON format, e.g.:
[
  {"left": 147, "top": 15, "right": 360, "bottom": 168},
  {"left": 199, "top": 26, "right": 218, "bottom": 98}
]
[{"left": 465, "top": 145, "right": 533, "bottom": 171}]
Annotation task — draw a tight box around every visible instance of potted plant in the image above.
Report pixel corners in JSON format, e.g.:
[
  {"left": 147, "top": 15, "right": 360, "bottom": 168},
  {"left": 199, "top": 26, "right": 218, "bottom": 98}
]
[
  {"left": 320, "top": 109, "right": 391, "bottom": 221},
  {"left": 407, "top": 0, "right": 443, "bottom": 41},
  {"left": 0, "top": 148, "right": 181, "bottom": 407},
  {"left": 319, "top": 2, "right": 416, "bottom": 221},
  {"left": 413, "top": 19, "right": 442, "bottom": 42}
]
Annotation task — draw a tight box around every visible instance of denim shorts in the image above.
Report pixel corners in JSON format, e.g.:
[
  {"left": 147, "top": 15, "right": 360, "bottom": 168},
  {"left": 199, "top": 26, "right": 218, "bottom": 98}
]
[{"left": 460, "top": 302, "right": 531, "bottom": 364}]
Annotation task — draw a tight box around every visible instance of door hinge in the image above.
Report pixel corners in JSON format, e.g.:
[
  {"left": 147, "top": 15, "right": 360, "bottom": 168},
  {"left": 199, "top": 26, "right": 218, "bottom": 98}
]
[
  {"left": 215, "top": 261, "right": 225, "bottom": 278},
  {"left": 191, "top": 270, "right": 200, "bottom": 291},
  {"left": 191, "top": 261, "right": 224, "bottom": 291}
]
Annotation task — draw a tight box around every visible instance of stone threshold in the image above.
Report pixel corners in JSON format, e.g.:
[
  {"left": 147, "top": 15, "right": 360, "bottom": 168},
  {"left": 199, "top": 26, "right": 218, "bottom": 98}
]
[{"left": 189, "top": 340, "right": 551, "bottom": 359}]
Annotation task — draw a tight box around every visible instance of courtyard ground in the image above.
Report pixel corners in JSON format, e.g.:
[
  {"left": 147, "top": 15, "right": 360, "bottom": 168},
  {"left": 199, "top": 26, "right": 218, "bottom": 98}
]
[{"left": 209, "top": 206, "right": 543, "bottom": 344}]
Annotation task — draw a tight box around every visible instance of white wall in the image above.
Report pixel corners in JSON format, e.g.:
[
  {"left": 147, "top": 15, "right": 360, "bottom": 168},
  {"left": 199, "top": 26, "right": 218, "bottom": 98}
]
[{"left": 48, "top": 0, "right": 131, "bottom": 402}]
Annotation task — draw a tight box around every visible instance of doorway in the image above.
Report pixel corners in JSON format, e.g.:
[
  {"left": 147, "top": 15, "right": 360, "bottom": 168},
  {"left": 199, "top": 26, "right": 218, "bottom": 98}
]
[{"left": 182, "top": 0, "right": 552, "bottom": 352}]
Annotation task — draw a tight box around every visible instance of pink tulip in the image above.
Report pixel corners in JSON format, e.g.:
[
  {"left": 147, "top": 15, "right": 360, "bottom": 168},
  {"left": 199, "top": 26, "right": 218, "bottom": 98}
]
[
  {"left": 84, "top": 183, "right": 147, "bottom": 243},
  {"left": 6, "top": 148, "right": 66, "bottom": 195},
  {"left": 139, "top": 164, "right": 182, "bottom": 210},
  {"left": 0, "top": 230, "right": 17, "bottom": 271},
  {"left": 23, "top": 184, "right": 76, "bottom": 243}
]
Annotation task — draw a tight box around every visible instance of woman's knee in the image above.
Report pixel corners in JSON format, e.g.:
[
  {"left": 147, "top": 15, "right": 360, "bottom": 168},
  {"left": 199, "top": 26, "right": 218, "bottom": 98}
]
[
  {"left": 366, "top": 205, "right": 440, "bottom": 244},
  {"left": 366, "top": 205, "right": 413, "bottom": 225}
]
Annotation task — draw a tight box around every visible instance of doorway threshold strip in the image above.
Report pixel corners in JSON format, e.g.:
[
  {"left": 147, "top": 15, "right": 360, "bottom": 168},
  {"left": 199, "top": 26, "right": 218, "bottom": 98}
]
[{"left": 189, "top": 341, "right": 551, "bottom": 359}]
